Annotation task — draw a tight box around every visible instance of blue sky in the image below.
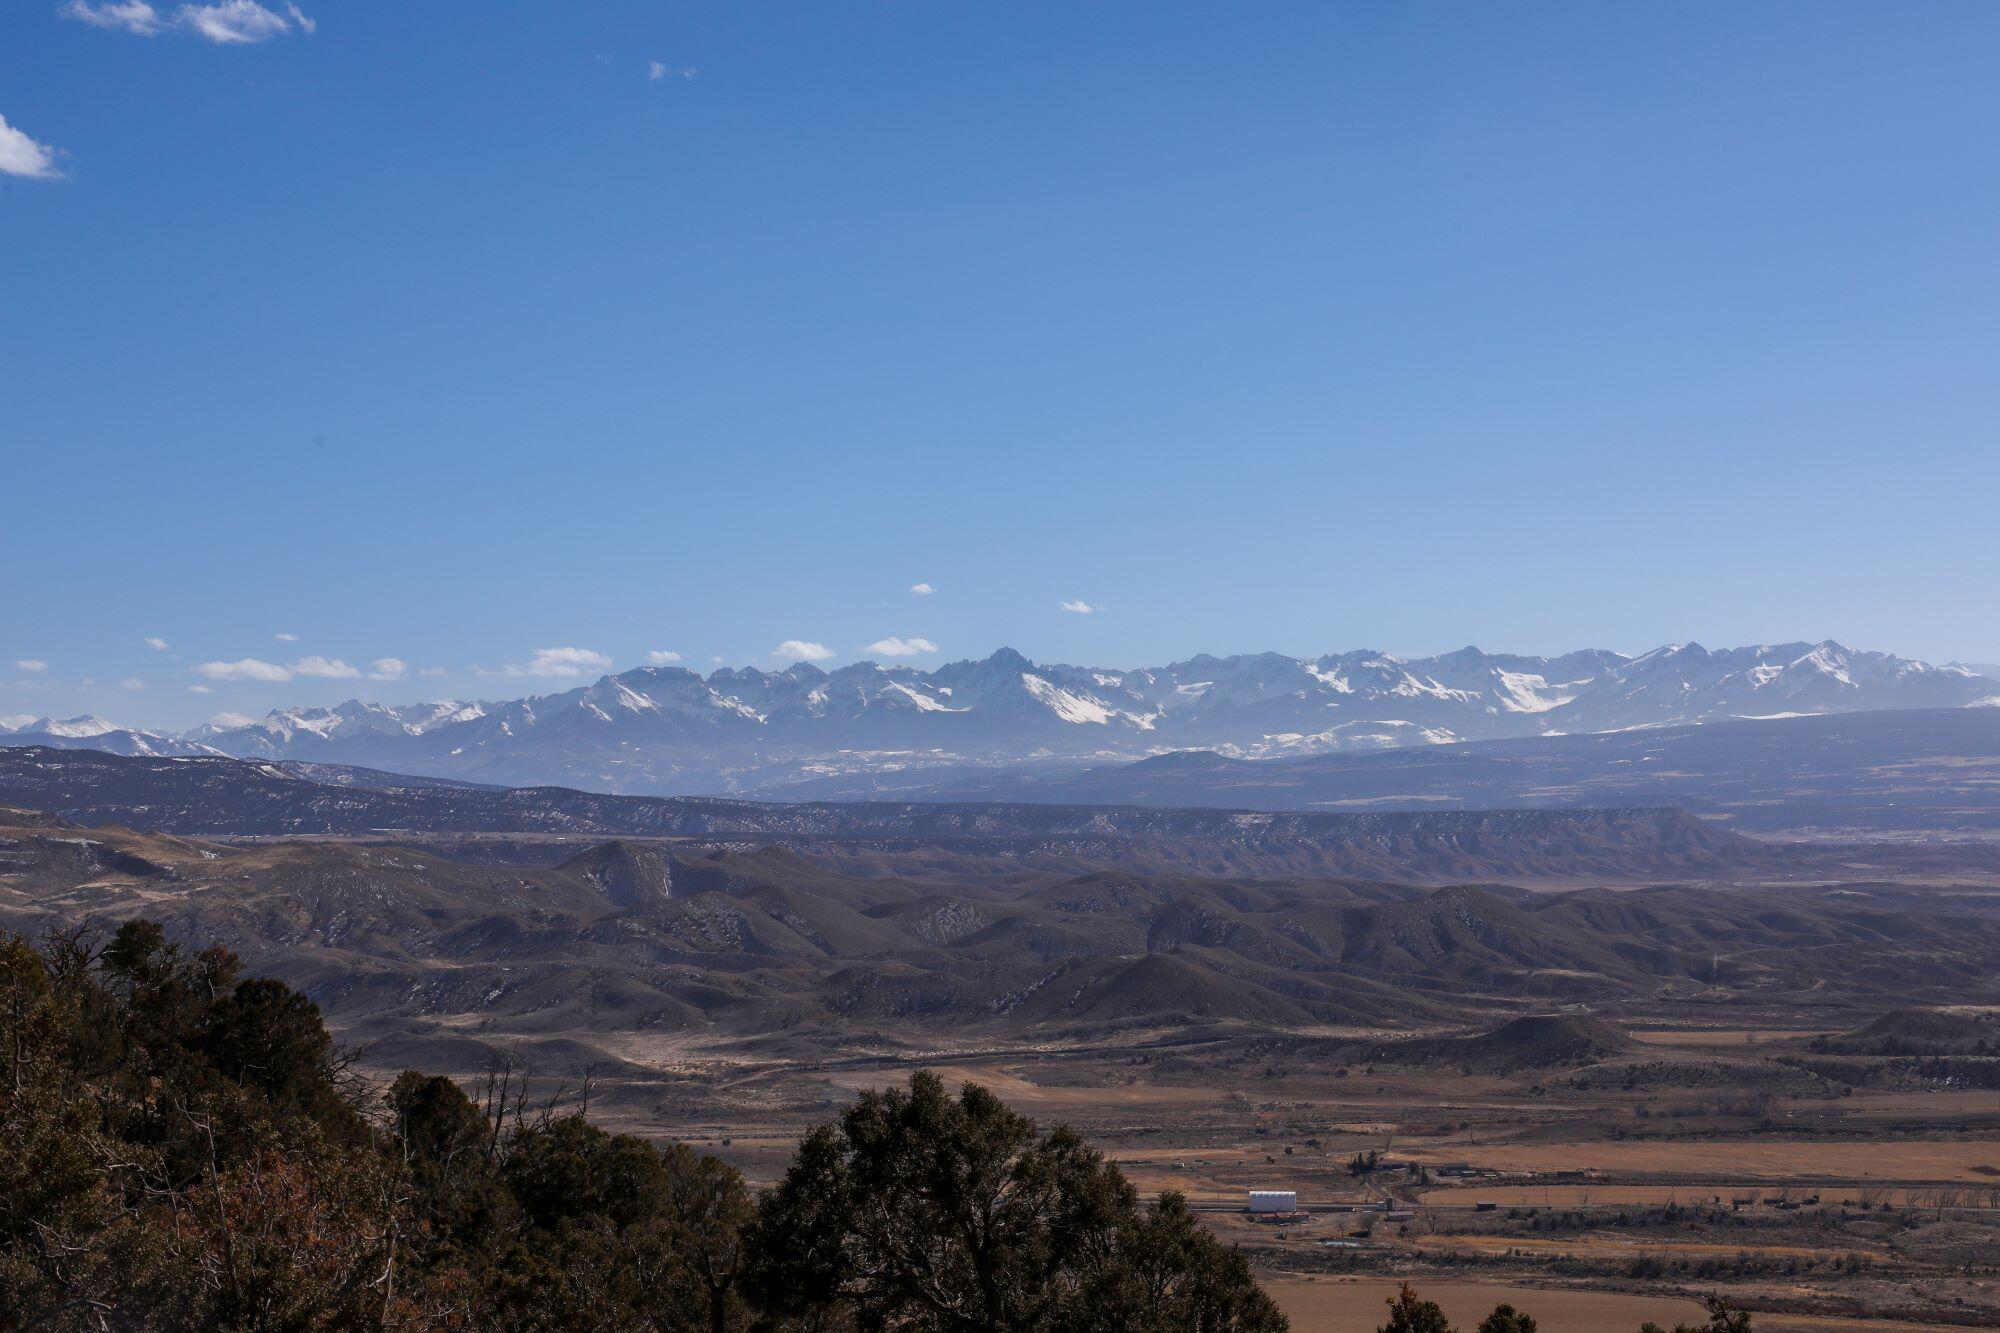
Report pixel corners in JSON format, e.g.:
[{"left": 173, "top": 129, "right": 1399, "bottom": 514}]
[{"left": 4, "top": 2, "right": 1999, "bottom": 729}]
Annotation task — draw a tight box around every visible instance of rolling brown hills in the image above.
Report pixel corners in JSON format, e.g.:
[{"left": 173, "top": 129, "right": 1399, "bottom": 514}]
[
  {"left": 7, "top": 801, "right": 2000, "bottom": 1098},
  {"left": 0, "top": 745, "right": 1767, "bottom": 883}
]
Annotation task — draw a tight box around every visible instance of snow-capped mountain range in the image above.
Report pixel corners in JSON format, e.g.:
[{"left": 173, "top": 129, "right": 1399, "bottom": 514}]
[{"left": 5, "top": 641, "right": 1995, "bottom": 795}]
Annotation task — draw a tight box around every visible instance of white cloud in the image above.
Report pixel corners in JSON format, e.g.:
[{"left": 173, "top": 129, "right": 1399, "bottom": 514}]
[
  {"left": 195, "top": 657, "right": 291, "bottom": 682},
  {"left": 14, "top": 660, "right": 48, "bottom": 673},
  {"left": 61, "top": 0, "right": 312, "bottom": 42},
  {"left": 648, "top": 60, "right": 666, "bottom": 81},
  {"left": 417, "top": 666, "right": 447, "bottom": 678},
  {"left": 143, "top": 636, "right": 169, "bottom": 651},
  {"left": 368, "top": 657, "right": 407, "bottom": 681},
  {"left": 646, "top": 650, "right": 683, "bottom": 665},
  {"left": 863, "top": 637, "right": 939, "bottom": 658},
  {"left": 207, "top": 711, "right": 255, "bottom": 728},
  {"left": 775, "top": 640, "right": 834, "bottom": 663},
  {"left": 910, "top": 582, "right": 935, "bottom": 596},
  {"left": 527, "top": 646, "right": 611, "bottom": 677},
  {"left": 57, "top": 1, "right": 163, "bottom": 35},
  {"left": 1060, "top": 600, "right": 1099, "bottom": 614},
  {"left": 274, "top": 632, "right": 299, "bottom": 642},
  {"left": 291, "top": 655, "right": 360, "bottom": 679},
  {"left": 0, "top": 115, "right": 62, "bottom": 181},
  {"left": 116, "top": 677, "right": 146, "bottom": 691},
  {"left": 176, "top": 1, "right": 309, "bottom": 43},
  {"left": 481, "top": 646, "right": 613, "bottom": 679},
  {"left": 189, "top": 684, "right": 213, "bottom": 694}
]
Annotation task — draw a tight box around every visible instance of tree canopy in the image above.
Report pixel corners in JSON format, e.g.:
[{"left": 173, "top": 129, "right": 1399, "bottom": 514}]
[
  {"left": 745, "top": 1069, "right": 1285, "bottom": 1332},
  {"left": 0, "top": 922, "right": 1283, "bottom": 1332}
]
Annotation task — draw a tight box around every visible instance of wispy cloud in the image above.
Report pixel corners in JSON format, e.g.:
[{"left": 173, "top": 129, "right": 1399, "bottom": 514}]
[
  {"left": 56, "top": 1, "right": 163, "bottom": 35},
  {"left": 195, "top": 653, "right": 400, "bottom": 683},
  {"left": 62, "top": 1, "right": 315, "bottom": 43},
  {"left": 910, "top": 582, "right": 935, "bottom": 596},
  {"left": 291, "top": 655, "right": 360, "bottom": 679},
  {"left": 646, "top": 650, "right": 683, "bottom": 665},
  {"left": 1060, "top": 600, "right": 1099, "bottom": 614},
  {"left": 775, "top": 640, "right": 834, "bottom": 663},
  {"left": 0, "top": 114, "right": 62, "bottom": 181},
  {"left": 15, "top": 660, "right": 48, "bottom": 673},
  {"left": 274, "top": 632, "right": 299, "bottom": 642},
  {"left": 189, "top": 684, "right": 214, "bottom": 694},
  {"left": 195, "top": 657, "right": 292, "bottom": 682},
  {"left": 648, "top": 61, "right": 697, "bottom": 81},
  {"left": 116, "top": 677, "right": 146, "bottom": 691},
  {"left": 417, "top": 666, "right": 447, "bottom": 678},
  {"left": 143, "top": 636, "right": 169, "bottom": 651},
  {"left": 183, "top": 0, "right": 310, "bottom": 42},
  {"left": 207, "top": 711, "right": 255, "bottom": 728},
  {"left": 863, "top": 637, "right": 938, "bottom": 658},
  {"left": 481, "top": 646, "right": 613, "bottom": 679}
]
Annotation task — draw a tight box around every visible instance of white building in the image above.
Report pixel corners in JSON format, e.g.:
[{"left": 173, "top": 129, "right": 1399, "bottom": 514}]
[{"left": 1248, "top": 1190, "right": 1298, "bottom": 1214}]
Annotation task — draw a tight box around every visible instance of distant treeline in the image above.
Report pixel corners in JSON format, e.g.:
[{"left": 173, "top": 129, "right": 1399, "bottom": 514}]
[{"left": 0, "top": 921, "right": 1755, "bottom": 1332}]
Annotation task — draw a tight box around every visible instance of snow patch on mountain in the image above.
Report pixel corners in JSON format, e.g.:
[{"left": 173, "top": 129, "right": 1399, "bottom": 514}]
[
  {"left": 886, "top": 681, "right": 965, "bottom": 713},
  {"left": 34, "top": 716, "right": 121, "bottom": 739},
  {"left": 1493, "top": 672, "right": 1574, "bottom": 713},
  {"left": 1019, "top": 674, "right": 1118, "bottom": 725}
]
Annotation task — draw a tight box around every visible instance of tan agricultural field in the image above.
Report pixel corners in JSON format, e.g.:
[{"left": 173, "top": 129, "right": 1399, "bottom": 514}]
[
  {"left": 1629, "top": 1029, "right": 1840, "bottom": 1046},
  {"left": 1409, "top": 1138, "right": 2000, "bottom": 1182},
  {"left": 1267, "top": 1275, "right": 1969, "bottom": 1333},
  {"left": 1417, "top": 1184, "right": 1968, "bottom": 1209},
  {"left": 1259, "top": 1277, "right": 1704, "bottom": 1332}
]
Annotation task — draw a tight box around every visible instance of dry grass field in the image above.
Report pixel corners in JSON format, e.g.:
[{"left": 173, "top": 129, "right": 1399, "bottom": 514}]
[
  {"left": 655, "top": 1043, "right": 2000, "bottom": 1331},
  {"left": 1416, "top": 1184, "right": 1959, "bottom": 1209},
  {"left": 1263, "top": 1275, "right": 1957, "bottom": 1333},
  {"left": 1259, "top": 1277, "right": 1703, "bottom": 1332},
  {"left": 1406, "top": 1139, "right": 2000, "bottom": 1183},
  {"left": 1629, "top": 1029, "right": 1842, "bottom": 1047}
]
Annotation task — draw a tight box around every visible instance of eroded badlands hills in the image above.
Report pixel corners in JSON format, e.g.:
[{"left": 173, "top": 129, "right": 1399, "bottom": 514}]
[{"left": 5, "top": 746, "right": 2000, "bottom": 1114}]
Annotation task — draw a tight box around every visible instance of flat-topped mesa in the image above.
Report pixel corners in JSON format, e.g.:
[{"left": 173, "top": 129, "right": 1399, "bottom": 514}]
[{"left": 0, "top": 746, "right": 1766, "bottom": 885}]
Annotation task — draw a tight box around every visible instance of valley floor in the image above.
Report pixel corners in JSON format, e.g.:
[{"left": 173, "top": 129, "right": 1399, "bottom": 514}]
[
  {"left": 7, "top": 781, "right": 2000, "bottom": 1329},
  {"left": 547, "top": 1025, "right": 2000, "bottom": 1332}
]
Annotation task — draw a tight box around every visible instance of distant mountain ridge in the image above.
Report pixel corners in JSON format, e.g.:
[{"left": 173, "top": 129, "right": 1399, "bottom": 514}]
[
  {"left": 784, "top": 706, "right": 2000, "bottom": 835},
  {"left": 4, "top": 639, "right": 1991, "bottom": 795}
]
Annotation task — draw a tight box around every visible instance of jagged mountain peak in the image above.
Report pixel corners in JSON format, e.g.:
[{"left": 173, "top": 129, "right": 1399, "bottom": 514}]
[
  {"left": 965, "top": 646, "right": 1035, "bottom": 672},
  {"left": 16, "top": 639, "right": 1989, "bottom": 796},
  {"left": 616, "top": 664, "right": 704, "bottom": 685},
  {"left": 21, "top": 715, "right": 121, "bottom": 739}
]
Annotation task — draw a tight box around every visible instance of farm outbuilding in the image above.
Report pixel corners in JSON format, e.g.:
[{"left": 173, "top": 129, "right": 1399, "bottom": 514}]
[{"left": 1248, "top": 1190, "right": 1298, "bottom": 1214}]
